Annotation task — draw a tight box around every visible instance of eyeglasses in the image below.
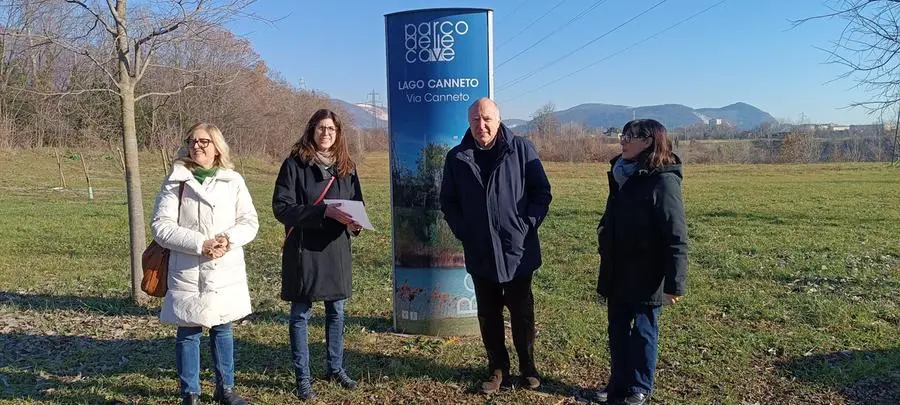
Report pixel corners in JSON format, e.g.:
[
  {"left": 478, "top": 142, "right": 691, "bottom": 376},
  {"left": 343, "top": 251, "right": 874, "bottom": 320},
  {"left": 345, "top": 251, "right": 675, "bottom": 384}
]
[
  {"left": 316, "top": 126, "right": 337, "bottom": 134},
  {"left": 185, "top": 138, "right": 212, "bottom": 148},
  {"left": 618, "top": 133, "right": 649, "bottom": 143}
]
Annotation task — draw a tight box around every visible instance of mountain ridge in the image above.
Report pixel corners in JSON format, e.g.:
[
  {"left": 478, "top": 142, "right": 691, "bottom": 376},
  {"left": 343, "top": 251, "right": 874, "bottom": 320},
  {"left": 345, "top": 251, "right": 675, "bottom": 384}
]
[{"left": 329, "top": 99, "right": 777, "bottom": 131}]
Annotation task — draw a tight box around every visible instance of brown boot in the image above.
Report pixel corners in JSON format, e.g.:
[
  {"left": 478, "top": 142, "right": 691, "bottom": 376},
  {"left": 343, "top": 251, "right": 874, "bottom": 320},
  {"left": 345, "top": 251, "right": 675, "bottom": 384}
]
[
  {"left": 523, "top": 374, "right": 541, "bottom": 390},
  {"left": 481, "top": 369, "right": 513, "bottom": 394}
]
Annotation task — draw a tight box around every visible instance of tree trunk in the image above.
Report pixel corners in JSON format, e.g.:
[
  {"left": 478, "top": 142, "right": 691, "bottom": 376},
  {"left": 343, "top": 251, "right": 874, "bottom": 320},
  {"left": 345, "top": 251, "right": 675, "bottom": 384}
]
[
  {"left": 114, "top": 0, "right": 150, "bottom": 305},
  {"left": 121, "top": 84, "right": 149, "bottom": 305}
]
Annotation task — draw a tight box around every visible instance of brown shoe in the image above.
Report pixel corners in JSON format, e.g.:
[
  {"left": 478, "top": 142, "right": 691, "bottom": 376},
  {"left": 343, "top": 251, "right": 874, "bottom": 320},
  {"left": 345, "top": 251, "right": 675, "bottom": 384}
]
[
  {"left": 481, "top": 370, "right": 513, "bottom": 394},
  {"left": 523, "top": 375, "right": 540, "bottom": 390}
]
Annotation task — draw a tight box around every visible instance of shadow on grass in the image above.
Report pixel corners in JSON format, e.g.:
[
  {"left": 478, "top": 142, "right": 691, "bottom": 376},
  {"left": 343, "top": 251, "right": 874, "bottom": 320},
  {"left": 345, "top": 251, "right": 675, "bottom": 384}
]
[
  {"left": 0, "top": 330, "right": 488, "bottom": 403},
  {"left": 0, "top": 291, "right": 154, "bottom": 316},
  {"left": 701, "top": 209, "right": 884, "bottom": 226},
  {"left": 247, "top": 309, "right": 395, "bottom": 333},
  {"left": 778, "top": 348, "right": 900, "bottom": 405},
  {"left": 0, "top": 293, "right": 587, "bottom": 402}
]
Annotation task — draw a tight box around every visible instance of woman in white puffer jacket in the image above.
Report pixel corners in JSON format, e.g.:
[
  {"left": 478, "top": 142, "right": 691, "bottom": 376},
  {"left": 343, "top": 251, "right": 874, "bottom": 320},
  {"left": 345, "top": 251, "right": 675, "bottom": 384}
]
[{"left": 151, "top": 123, "right": 258, "bottom": 405}]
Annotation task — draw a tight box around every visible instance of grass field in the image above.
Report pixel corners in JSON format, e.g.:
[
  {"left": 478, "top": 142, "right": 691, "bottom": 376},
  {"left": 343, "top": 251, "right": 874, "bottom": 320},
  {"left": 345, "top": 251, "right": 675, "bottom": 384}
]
[{"left": 1, "top": 149, "right": 898, "bottom": 404}]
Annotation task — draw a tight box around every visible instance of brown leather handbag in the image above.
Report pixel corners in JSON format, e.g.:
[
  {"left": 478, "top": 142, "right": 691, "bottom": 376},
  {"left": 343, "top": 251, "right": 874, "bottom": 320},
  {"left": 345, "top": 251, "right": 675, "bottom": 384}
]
[{"left": 141, "top": 183, "right": 185, "bottom": 297}]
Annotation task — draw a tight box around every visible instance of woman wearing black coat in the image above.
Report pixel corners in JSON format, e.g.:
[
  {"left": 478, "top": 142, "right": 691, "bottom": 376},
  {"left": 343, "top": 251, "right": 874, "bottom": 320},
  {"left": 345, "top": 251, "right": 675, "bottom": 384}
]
[
  {"left": 273, "top": 109, "right": 364, "bottom": 400},
  {"left": 592, "top": 119, "right": 688, "bottom": 405}
]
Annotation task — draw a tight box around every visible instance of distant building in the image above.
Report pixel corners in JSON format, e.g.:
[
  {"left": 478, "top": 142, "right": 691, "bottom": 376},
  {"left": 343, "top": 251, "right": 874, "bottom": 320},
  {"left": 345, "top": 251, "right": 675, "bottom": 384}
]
[
  {"left": 792, "top": 124, "right": 816, "bottom": 133},
  {"left": 708, "top": 118, "right": 725, "bottom": 129},
  {"left": 788, "top": 123, "right": 851, "bottom": 137},
  {"left": 850, "top": 123, "right": 895, "bottom": 137}
]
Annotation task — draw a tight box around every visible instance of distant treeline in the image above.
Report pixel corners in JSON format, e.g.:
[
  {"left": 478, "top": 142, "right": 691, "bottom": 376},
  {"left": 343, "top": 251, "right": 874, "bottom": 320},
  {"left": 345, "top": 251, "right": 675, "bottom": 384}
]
[
  {"left": 526, "top": 132, "right": 894, "bottom": 164},
  {"left": 515, "top": 112, "right": 897, "bottom": 163},
  {"left": 2, "top": 17, "right": 890, "bottom": 165},
  {"left": 0, "top": 2, "right": 387, "bottom": 160}
]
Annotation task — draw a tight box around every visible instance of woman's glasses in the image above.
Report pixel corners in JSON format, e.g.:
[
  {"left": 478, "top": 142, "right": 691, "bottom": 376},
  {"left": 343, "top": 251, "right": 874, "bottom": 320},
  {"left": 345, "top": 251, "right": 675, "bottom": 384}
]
[
  {"left": 185, "top": 138, "right": 212, "bottom": 148},
  {"left": 618, "top": 133, "right": 649, "bottom": 143}
]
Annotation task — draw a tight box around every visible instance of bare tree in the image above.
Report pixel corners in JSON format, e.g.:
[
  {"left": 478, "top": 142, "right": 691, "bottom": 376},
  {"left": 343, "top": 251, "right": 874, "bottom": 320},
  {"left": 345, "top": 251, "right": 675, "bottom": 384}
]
[
  {"left": 797, "top": 1, "right": 900, "bottom": 112},
  {"left": 2, "top": 0, "right": 260, "bottom": 305},
  {"left": 530, "top": 101, "right": 558, "bottom": 139},
  {"left": 795, "top": 1, "right": 900, "bottom": 163}
]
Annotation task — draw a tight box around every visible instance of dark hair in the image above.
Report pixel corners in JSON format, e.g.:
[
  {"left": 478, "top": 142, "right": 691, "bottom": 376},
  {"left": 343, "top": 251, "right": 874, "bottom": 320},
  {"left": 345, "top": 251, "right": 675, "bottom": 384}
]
[
  {"left": 622, "top": 118, "right": 675, "bottom": 169},
  {"left": 291, "top": 109, "right": 355, "bottom": 177}
]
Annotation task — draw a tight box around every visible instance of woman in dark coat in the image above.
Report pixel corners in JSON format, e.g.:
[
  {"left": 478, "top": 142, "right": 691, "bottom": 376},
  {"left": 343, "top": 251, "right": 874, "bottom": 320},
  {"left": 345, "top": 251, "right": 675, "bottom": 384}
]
[
  {"left": 273, "top": 109, "right": 364, "bottom": 400},
  {"left": 593, "top": 119, "right": 688, "bottom": 405}
]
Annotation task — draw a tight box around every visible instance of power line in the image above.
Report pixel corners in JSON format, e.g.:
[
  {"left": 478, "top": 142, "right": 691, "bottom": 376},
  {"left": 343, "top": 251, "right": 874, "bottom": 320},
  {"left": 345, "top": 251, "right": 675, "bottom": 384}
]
[
  {"left": 500, "top": 0, "right": 730, "bottom": 103},
  {"left": 496, "top": 0, "right": 610, "bottom": 69},
  {"left": 497, "top": 0, "right": 669, "bottom": 92},
  {"left": 504, "top": 0, "right": 532, "bottom": 21},
  {"left": 496, "top": 0, "right": 568, "bottom": 50}
]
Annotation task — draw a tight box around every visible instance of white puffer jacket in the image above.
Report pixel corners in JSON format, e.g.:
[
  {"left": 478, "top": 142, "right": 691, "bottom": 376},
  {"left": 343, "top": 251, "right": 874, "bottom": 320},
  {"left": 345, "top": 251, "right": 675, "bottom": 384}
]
[{"left": 151, "top": 163, "right": 259, "bottom": 328}]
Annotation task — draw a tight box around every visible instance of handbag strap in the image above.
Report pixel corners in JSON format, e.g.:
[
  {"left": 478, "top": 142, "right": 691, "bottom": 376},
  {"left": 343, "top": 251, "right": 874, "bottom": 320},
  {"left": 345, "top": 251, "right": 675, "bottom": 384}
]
[
  {"left": 178, "top": 182, "right": 184, "bottom": 207},
  {"left": 282, "top": 175, "right": 336, "bottom": 250},
  {"left": 177, "top": 182, "right": 185, "bottom": 223},
  {"left": 314, "top": 175, "right": 336, "bottom": 205}
]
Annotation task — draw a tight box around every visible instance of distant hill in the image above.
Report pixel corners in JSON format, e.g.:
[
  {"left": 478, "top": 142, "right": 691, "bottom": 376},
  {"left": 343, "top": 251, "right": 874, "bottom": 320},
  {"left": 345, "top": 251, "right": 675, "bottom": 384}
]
[
  {"left": 329, "top": 98, "right": 775, "bottom": 131},
  {"left": 694, "top": 102, "right": 777, "bottom": 130},
  {"left": 502, "top": 119, "right": 528, "bottom": 128},
  {"left": 544, "top": 102, "right": 776, "bottom": 131},
  {"left": 330, "top": 99, "right": 387, "bottom": 129}
]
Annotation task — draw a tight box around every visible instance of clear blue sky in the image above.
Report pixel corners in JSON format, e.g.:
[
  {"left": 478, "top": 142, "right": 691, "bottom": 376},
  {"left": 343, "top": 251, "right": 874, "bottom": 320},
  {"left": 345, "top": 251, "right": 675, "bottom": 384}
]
[{"left": 229, "top": 0, "right": 883, "bottom": 125}]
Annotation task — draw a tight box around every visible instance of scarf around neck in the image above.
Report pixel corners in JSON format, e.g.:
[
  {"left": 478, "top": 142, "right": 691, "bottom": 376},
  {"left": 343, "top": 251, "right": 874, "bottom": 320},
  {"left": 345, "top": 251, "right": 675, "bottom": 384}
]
[
  {"left": 314, "top": 150, "right": 335, "bottom": 167},
  {"left": 192, "top": 166, "right": 218, "bottom": 184},
  {"left": 612, "top": 158, "right": 638, "bottom": 189}
]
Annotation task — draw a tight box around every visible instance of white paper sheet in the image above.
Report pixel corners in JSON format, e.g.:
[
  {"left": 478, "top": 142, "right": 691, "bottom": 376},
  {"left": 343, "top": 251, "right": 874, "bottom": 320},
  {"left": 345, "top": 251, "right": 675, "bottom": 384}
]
[{"left": 322, "top": 199, "right": 375, "bottom": 230}]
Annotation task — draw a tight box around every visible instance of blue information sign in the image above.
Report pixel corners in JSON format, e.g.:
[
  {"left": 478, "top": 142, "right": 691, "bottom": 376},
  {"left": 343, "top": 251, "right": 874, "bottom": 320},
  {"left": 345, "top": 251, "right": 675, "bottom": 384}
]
[{"left": 385, "top": 8, "right": 493, "bottom": 335}]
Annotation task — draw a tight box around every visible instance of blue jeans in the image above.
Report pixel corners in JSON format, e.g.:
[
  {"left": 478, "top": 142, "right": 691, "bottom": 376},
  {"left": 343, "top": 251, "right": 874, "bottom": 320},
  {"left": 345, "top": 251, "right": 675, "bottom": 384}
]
[
  {"left": 289, "top": 300, "right": 346, "bottom": 381},
  {"left": 175, "top": 323, "right": 235, "bottom": 396},
  {"left": 607, "top": 301, "right": 661, "bottom": 396}
]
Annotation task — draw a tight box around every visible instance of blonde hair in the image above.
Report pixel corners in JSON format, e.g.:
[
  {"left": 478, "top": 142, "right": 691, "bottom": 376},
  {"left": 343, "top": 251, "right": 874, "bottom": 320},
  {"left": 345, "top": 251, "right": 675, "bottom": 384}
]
[{"left": 174, "top": 123, "right": 234, "bottom": 170}]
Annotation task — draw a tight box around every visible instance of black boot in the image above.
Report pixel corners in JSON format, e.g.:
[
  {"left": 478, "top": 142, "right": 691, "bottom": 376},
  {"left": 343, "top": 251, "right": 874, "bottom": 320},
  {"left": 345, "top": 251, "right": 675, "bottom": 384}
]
[
  {"left": 325, "top": 369, "right": 358, "bottom": 390},
  {"left": 623, "top": 392, "right": 650, "bottom": 405},
  {"left": 584, "top": 386, "right": 617, "bottom": 403},
  {"left": 181, "top": 394, "right": 200, "bottom": 405},
  {"left": 212, "top": 386, "right": 247, "bottom": 405},
  {"left": 296, "top": 378, "right": 315, "bottom": 401}
]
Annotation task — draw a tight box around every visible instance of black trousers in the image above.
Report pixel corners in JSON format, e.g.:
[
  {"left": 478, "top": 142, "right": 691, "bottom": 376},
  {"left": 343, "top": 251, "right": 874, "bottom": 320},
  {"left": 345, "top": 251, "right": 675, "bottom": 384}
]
[{"left": 472, "top": 274, "right": 537, "bottom": 376}]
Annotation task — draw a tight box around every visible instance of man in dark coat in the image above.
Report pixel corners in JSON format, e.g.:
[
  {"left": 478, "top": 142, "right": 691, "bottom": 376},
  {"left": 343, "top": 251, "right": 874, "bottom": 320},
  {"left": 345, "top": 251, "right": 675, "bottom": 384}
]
[{"left": 440, "top": 97, "right": 552, "bottom": 393}]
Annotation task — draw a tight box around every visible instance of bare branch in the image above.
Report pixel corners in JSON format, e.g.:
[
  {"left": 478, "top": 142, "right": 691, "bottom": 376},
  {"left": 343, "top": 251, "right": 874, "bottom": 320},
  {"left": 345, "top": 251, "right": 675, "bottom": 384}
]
[
  {"left": 64, "top": 0, "right": 116, "bottom": 35},
  {"left": 134, "top": 21, "right": 183, "bottom": 49},
  {"left": 134, "top": 45, "right": 155, "bottom": 82},
  {"left": 791, "top": 0, "right": 900, "bottom": 26},
  {"left": 1, "top": 30, "right": 120, "bottom": 88},
  {"left": 145, "top": 63, "right": 208, "bottom": 74},
  {"left": 15, "top": 86, "right": 120, "bottom": 98},
  {"left": 797, "top": 0, "right": 900, "bottom": 114},
  {"left": 134, "top": 70, "right": 241, "bottom": 102},
  {"left": 105, "top": 0, "right": 126, "bottom": 32}
]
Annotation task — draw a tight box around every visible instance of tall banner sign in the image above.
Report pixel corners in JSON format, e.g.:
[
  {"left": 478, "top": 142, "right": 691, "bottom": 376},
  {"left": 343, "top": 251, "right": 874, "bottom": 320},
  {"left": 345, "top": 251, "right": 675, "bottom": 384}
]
[{"left": 385, "top": 8, "right": 493, "bottom": 335}]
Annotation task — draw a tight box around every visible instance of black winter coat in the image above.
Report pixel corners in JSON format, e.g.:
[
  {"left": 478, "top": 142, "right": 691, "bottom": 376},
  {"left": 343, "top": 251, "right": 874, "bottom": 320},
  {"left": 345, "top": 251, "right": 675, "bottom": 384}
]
[
  {"left": 440, "top": 124, "right": 552, "bottom": 283},
  {"left": 273, "top": 156, "right": 363, "bottom": 302},
  {"left": 596, "top": 154, "right": 688, "bottom": 305}
]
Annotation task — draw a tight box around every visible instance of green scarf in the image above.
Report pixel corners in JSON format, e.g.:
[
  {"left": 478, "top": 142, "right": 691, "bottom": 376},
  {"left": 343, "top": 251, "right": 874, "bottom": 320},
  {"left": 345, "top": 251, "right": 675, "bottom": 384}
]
[{"left": 192, "top": 166, "right": 218, "bottom": 184}]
